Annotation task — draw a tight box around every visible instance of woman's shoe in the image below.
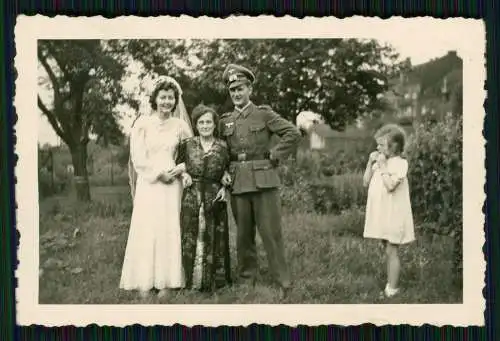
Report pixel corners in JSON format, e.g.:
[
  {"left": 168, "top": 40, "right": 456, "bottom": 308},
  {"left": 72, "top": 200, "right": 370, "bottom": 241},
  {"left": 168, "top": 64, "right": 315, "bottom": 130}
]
[
  {"left": 384, "top": 283, "right": 400, "bottom": 297},
  {"left": 157, "top": 289, "right": 167, "bottom": 298}
]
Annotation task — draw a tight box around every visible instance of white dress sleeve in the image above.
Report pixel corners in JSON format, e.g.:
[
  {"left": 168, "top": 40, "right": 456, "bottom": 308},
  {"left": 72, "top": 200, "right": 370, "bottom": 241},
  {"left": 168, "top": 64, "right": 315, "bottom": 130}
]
[
  {"left": 179, "top": 118, "right": 194, "bottom": 141},
  {"left": 130, "top": 119, "right": 164, "bottom": 183},
  {"left": 388, "top": 157, "right": 408, "bottom": 181}
]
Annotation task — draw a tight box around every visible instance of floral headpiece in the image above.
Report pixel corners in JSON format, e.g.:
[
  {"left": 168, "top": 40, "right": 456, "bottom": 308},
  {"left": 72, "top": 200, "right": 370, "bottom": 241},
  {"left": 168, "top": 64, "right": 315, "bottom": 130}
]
[{"left": 151, "top": 75, "right": 183, "bottom": 95}]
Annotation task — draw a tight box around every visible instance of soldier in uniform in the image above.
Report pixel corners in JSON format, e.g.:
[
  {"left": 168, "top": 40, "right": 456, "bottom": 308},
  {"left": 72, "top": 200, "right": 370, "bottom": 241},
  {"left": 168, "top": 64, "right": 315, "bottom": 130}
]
[{"left": 219, "top": 64, "right": 301, "bottom": 298}]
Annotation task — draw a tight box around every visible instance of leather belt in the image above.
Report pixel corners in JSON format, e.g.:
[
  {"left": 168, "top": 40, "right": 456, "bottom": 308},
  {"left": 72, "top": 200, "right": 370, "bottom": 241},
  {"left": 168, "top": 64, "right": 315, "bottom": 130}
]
[
  {"left": 230, "top": 151, "right": 270, "bottom": 162},
  {"left": 191, "top": 176, "right": 221, "bottom": 184}
]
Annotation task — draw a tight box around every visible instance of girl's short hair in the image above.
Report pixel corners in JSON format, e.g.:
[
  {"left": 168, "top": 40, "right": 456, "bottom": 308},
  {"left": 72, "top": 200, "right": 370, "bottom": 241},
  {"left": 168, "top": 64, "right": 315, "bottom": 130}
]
[
  {"left": 149, "top": 81, "right": 180, "bottom": 111},
  {"left": 191, "top": 104, "right": 219, "bottom": 137},
  {"left": 374, "top": 123, "right": 407, "bottom": 155}
]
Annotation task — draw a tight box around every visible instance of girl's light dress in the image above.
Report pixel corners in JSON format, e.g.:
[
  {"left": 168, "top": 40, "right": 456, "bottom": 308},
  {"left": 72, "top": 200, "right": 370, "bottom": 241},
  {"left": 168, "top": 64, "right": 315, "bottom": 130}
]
[
  {"left": 363, "top": 156, "right": 415, "bottom": 245},
  {"left": 120, "top": 115, "right": 193, "bottom": 291}
]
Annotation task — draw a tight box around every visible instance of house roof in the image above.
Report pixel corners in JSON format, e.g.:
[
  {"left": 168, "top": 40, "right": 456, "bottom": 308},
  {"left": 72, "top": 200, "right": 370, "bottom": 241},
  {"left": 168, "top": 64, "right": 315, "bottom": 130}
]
[{"left": 390, "top": 50, "right": 462, "bottom": 90}]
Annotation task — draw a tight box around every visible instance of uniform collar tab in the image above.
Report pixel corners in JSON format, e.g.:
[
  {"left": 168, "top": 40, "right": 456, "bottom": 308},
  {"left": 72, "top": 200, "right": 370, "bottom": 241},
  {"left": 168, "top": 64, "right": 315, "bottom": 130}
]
[{"left": 235, "top": 101, "right": 252, "bottom": 113}]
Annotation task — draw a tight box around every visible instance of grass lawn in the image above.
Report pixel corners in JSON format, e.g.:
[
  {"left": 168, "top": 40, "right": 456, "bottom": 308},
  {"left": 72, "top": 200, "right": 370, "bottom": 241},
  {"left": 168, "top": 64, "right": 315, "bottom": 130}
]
[{"left": 39, "top": 185, "right": 462, "bottom": 304}]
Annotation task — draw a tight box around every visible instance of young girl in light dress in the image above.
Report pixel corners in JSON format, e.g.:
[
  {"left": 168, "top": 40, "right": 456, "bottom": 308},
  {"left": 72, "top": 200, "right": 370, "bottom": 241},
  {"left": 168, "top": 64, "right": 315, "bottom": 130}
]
[{"left": 363, "top": 123, "right": 415, "bottom": 298}]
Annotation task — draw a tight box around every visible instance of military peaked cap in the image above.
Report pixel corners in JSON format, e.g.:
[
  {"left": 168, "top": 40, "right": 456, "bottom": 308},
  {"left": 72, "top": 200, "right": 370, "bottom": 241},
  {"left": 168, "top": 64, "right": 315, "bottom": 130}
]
[{"left": 222, "top": 64, "right": 255, "bottom": 89}]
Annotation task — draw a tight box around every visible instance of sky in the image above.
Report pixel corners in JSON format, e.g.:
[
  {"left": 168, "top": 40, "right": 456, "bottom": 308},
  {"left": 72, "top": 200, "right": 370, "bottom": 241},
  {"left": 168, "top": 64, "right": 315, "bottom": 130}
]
[{"left": 37, "top": 35, "right": 466, "bottom": 146}]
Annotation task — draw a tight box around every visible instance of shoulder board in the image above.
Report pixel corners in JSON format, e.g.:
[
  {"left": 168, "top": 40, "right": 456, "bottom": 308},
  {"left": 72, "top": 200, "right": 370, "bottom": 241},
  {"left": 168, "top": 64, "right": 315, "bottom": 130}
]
[
  {"left": 220, "top": 112, "right": 234, "bottom": 120},
  {"left": 258, "top": 104, "right": 273, "bottom": 110}
]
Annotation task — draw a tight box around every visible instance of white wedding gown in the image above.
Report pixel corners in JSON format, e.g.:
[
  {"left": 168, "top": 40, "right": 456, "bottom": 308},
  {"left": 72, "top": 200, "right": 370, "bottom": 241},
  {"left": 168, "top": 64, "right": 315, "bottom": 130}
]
[{"left": 120, "top": 115, "right": 193, "bottom": 291}]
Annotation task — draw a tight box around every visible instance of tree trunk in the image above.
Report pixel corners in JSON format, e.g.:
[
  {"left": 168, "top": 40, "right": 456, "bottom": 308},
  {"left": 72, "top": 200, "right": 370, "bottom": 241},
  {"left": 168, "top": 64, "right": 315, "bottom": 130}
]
[{"left": 70, "top": 143, "right": 91, "bottom": 202}]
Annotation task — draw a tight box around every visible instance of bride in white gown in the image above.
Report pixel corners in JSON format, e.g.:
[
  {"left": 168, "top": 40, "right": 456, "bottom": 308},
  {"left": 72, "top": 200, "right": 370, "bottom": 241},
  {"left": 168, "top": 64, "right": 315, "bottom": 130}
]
[{"left": 120, "top": 76, "right": 193, "bottom": 297}]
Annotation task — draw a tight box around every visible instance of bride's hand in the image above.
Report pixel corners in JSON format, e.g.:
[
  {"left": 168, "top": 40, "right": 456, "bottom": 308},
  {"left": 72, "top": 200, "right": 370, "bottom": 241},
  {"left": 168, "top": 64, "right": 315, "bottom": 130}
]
[
  {"left": 159, "top": 169, "right": 176, "bottom": 184},
  {"left": 169, "top": 164, "right": 184, "bottom": 177}
]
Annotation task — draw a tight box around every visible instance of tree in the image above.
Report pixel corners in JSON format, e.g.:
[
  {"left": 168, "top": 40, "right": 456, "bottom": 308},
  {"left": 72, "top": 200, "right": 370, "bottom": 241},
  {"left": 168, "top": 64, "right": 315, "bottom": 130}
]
[
  {"left": 121, "top": 39, "right": 408, "bottom": 130},
  {"left": 37, "top": 40, "right": 126, "bottom": 201},
  {"left": 108, "top": 39, "right": 198, "bottom": 112}
]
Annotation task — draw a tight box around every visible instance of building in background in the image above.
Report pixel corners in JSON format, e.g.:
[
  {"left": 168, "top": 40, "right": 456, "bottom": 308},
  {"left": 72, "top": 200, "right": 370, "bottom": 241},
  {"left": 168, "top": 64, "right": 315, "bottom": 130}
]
[{"left": 383, "top": 50, "right": 463, "bottom": 125}]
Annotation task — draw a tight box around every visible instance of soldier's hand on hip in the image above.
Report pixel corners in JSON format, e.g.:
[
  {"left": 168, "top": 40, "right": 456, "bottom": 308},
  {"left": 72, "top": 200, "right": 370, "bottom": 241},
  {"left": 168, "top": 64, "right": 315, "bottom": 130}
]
[{"left": 268, "top": 151, "right": 280, "bottom": 167}]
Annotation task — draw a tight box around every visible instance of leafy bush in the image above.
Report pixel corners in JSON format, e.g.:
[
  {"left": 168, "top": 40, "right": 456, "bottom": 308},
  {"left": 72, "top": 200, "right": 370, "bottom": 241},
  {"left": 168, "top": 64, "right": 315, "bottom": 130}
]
[
  {"left": 322, "top": 137, "right": 375, "bottom": 174},
  {"left": 308, "top": 173, "right": 367, "bottom": 215},
  {"left": 406, "top": 112, "right": 462, "bottom": 234},
  {"left": 292, "top": 138, "right": 375, "bottom": 179},
  {"left": 280, "top": 157, "right": 367, "bottom": 215},
  {"left": 279, "top": 158, "right": 315, "bottom": 212},
  {"left": 280, "top": 176, "right": 315, "bottom": 213},
  {"left": 405, "top": 112, "right": 463, "bottom": 279},
  {"left": 330, "top": 205, "right": 366, "bottom": 237}
]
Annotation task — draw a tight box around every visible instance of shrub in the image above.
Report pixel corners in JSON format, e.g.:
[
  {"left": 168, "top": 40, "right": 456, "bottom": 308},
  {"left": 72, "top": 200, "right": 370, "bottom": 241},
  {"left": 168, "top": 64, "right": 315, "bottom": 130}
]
[
  {"left": 321, "top": 138, "right": 375, "bottom": 175},
  {"left": 279, "top": 156, "right": 367, "bottom": 215},
  {"left": 405, "top": 112, "right": 463, "bottom": 280},
  {"left": 308, "top": 173, "right": 367, "bottom": 215},
  {"left": 280, "top": 181, "right": 315, "bottom": 213},
  {"left": 406, "top": 112, "right": 463, "bottom": 234},
  {"left": 279, "top": 159, "right": 315, "bottom": 212},
  {"left": 330, "top": 205, "right": 366, "bottom": 237},
  {"left": 293, "top": 136, "right": 375, "bottom": 178}
]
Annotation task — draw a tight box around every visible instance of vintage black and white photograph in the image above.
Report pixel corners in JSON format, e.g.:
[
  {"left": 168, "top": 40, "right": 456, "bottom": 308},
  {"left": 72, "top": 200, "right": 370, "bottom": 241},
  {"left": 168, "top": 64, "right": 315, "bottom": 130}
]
[{"left": 16, "top": 16, "right": 485, "bottom": 326}]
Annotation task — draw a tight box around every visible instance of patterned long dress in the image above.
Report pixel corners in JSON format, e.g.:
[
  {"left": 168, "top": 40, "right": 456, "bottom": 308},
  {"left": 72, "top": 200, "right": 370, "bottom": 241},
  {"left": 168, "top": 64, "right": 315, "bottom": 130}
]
[{"left": 177, "top": 137, "right": 232, "bottom": 291}]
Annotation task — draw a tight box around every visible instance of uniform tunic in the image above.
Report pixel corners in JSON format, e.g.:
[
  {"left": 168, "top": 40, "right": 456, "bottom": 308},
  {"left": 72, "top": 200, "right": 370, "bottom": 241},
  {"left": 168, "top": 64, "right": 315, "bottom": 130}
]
[{"left": 219, "top": 102, "right": 301, "bottom": 286}]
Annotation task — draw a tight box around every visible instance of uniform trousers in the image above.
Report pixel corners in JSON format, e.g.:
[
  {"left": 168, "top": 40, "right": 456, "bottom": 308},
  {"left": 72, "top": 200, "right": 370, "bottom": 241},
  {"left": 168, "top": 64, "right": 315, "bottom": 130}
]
[{"left": 230, "top": 188, "right": 291, "bottom": 288}]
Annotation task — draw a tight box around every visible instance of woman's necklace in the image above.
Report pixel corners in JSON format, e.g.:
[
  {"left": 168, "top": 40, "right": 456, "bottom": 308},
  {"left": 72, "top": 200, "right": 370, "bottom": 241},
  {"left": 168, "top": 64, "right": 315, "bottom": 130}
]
[
  {"left": 157, "top": 111, "right": 172, "bottom": 123},
  {"left": 199, "top": 137, "right": 215, "bottom": 153},
  {"left": 152, "top": 112, "right": 172, "bottom": 131}
]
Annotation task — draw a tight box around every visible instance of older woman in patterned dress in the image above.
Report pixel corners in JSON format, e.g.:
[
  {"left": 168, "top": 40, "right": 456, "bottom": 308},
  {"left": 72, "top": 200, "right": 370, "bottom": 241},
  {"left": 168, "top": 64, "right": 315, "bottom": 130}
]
[{"left": 176, "top": 104, "right": 232, "bottom": 292}]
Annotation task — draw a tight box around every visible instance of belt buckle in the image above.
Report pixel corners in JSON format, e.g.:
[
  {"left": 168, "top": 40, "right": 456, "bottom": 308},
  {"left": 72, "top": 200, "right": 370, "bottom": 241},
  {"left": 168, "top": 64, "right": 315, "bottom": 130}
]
[{"left": 237, "top": 153, "right": 247, "bottom": 162}]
